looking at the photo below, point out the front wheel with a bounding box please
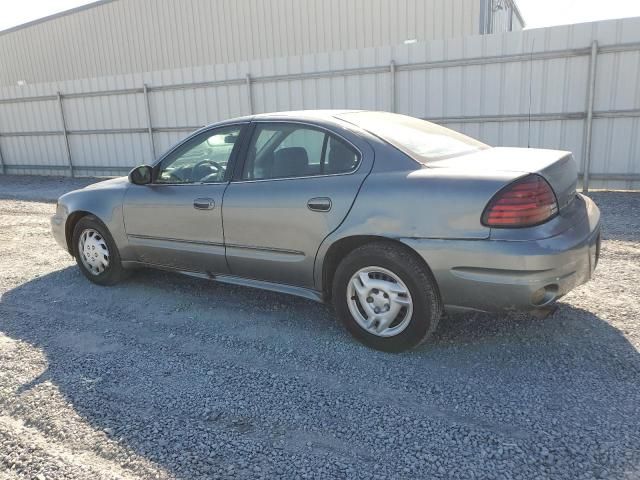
[332,242,443,352]
[72,215,127,286]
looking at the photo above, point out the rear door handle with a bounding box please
[193,198,215,210]
[307,197,332,212]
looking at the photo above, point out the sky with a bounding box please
[1,0,640,32]
[516,0,640,28]
[0,0,95,31]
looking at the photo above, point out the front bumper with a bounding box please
[402,194,601,312]
[51,208,69,252]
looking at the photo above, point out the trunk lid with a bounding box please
[429,147,578,211]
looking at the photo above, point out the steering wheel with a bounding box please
[163,170,184,183]
[192,160,222,182]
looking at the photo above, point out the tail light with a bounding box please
[482,174,558,228]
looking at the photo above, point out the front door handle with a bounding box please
[193,198,215,210]
[307,197,332,212]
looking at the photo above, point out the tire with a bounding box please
[72,215,127,286]
[332,241,443,352]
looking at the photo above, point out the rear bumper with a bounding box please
[401,194,601,312]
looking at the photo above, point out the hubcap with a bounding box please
[78,228,110,275]
[346,266,413,338]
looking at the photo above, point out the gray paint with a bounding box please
[402,194,600,312]
[222,117,375,288]
[123,183,229,273]
[51,111,601,314]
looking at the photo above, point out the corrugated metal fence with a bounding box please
[1,17,639,190]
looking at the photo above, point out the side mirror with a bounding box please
[128,165,152,185]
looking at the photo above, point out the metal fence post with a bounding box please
[582,40,598,193]
[246,73,254,114]
[57,91,74,177]
[0,133,6,175]
[143,83,156,162]
[390,60,396,113]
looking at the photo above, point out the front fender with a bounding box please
[55,180,132,260]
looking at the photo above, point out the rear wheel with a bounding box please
[72,215,126,285]
[332,242,442,352]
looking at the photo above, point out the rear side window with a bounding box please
[337,111,488,163]
[242,123,359,180]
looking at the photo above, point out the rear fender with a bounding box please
[313,169,516,290]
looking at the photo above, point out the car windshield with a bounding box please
[337,111,489,163]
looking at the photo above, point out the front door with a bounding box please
[123,124,245,274]
[222,122,372,288]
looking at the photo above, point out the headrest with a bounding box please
[273,147,309,178]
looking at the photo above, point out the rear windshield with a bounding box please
[337,111,489,163]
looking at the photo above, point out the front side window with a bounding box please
[156,126,242,184]
[242,123,359,180]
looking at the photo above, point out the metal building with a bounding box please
[0,0,524,87]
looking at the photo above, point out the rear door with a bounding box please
[222,121,372,288]
[123,124,245,273]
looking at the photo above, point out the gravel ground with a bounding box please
[0,175,639,480]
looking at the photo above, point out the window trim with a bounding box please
[319,134,329,175]
[150,122,249,186]
[232,120,363,184]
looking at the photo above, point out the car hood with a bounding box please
[57,176,129,206]
[82,176,130,190]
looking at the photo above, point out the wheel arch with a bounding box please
[65,210,94,254]
[320,235,438,301]
[66,210,113,255]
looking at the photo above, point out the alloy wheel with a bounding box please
[346,266,413,337]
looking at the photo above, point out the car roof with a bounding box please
[208,109,366,129]
[253,109,364,119]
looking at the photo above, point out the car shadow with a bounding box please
[1,266,639,478]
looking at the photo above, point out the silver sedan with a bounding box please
[51,111,601,351]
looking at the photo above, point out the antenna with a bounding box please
[527,38,535,148]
